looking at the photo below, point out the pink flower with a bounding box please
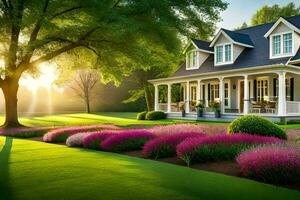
[43,124,120,142]
[236,146,300,183]
[66,132,93,147]
[151,124,227,136]
[143,132,206,158]
[82,130,120,149]
[101,129,155,152]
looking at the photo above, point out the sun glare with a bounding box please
[19,63,61,94]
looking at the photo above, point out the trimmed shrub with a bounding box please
[66,132,93,147]
[83,130,119,150]
[101,129,155,152]
[228,115,287,139]
[137,111,147,120]
[176,134,285,166]
[43,124,120,143]
[145,111,166,120]
[236,146,300,184]
[143,132,206,159]
[151,124,227,136]
[0,127,53,138]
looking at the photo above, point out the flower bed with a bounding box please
[176,134,285,166]
[66,132,93,147]
[236,146,300,183]
[82,130,119,150]
[43,124,120,143]
[0,127,54,138]
[151,124,227,136]
[143,132,206,159]
[101,129,155,152]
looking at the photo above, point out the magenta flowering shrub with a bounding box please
[66,132,93,147]
[143,132,206,159]
[151,124,227,136]
[43,124,120,143]
[101,129,155,152]
[176,134,285,165]
[236,146,300,183]
[0,127,54,138]
[82,130,119,150]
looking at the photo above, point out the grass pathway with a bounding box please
[0,137,299,200]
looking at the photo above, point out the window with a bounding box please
[186,51,198,69]
[215,44,232,65]
[257,79,268,101]
[283,33,292,54]
[190,86,197,101]
[224,82,229,107]
[271,32,294,58]
[275,77,294,101]
[210,83,219,102]
[272,35,281,56]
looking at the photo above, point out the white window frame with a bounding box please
[270,31,295,59]
[214,43,233,66]
[256,77,269,102]
[224,80,231,108]
[186,50,199,70]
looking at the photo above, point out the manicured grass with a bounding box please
[0,137,299,200]
[0,112,228,127]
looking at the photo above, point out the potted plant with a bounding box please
[195,102,205,117]
[210,101,221,118]
[180,104,185,117]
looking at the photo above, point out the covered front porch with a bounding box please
[152,66,300,122]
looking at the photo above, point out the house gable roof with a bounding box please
[170,15,300,78]
[191,39,214,53]
[264,17,300,38]
[209,29,254,48]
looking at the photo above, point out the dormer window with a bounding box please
[215,43,233,66]
[186,51,198,70]
[270,32,294,58]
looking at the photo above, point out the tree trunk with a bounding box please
[85,97,91,113]
[1,80,21,128]
[144,84,154,111]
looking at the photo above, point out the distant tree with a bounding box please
[67,70,99,113]
[0,0,227,127]
[251,3,300,26]
[234,22,248,30]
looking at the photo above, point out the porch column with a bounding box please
[197,80,201,103]
[219,77,225,114]
[154,84,159,111]
[278,71,286,116]
[167,83,171,113]
[186,81,190,113]
[244,75,250,114]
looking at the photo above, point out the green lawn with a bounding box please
[0,112,228,127]
[0,137,299,200]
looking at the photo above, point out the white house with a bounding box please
[148,16,300,123]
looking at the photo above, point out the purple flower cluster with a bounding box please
[43,124,120,142]
[151,124,227,136]
[177,134,284,158]
[101,129,155,152]
[82,130,120,149]
[143,132,206,158]
[236,146,300,183]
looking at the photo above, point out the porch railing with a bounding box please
[286,101,300,114]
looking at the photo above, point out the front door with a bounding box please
[240,81,244,113]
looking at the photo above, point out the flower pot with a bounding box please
[215,110,221,118]
[197,108,203,117]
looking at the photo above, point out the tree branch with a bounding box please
[50,6,83,20]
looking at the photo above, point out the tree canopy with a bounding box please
[251,2,300,26]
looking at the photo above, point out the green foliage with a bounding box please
[251,2,300,25]
[228,115,287,139]
[111,138,150,152]
[146,111,166,120]
[137,111,148,120]
[5,130,48,138]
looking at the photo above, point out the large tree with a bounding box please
[251,2,300,26]
[0,0,227,127]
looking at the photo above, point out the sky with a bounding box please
[217,0,300,30]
